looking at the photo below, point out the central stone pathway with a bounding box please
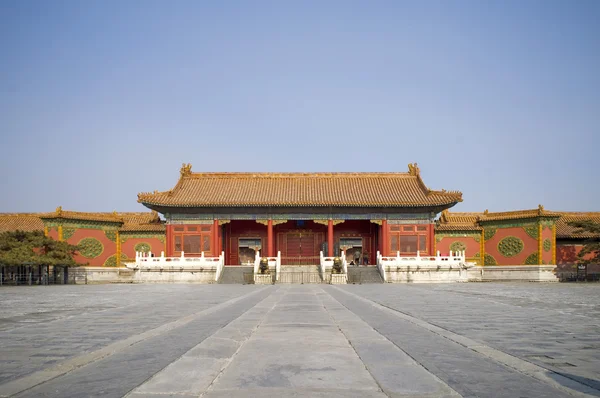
[129,285,458,397]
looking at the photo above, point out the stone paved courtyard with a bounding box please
[0,283,598,397]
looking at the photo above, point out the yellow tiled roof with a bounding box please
[0,214,45,233]
[119,212,165,232]
[137,163,463,208]
[556,212,600,239]
[478,205,560,222]
[436,211,482,231]
[40,207,123,223]
[38,208,165,232]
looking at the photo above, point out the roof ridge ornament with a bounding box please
[407,162,420,176]
[180,163,192,177]
[440,209,449,222]
[56,206,63,216]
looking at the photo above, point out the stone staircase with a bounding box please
[278,265,323,284]
[218,266,254,284]
[347,266,384,284]
[280,265,320,273]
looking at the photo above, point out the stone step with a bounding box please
[347,266,384,284]
[219,266,254,284]
[279,265,320,273]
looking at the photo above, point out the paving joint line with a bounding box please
[0,287,268,398]
[331,286,599,398]
[198,287,285,397]
[123,286,282,398]
[316,287,390,398]
[321,287,464,398]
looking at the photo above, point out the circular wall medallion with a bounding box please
[450,241,466,253]
[543,239,551,252]
[104,253,129,267]
[484,254,497,265]
[134,242,152,253]
[78,237,104,259]
[497,236,524,257]
[525,253,539,265]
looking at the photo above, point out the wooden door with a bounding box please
[283,232,319,264]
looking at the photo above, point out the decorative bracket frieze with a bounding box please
[254,219,288,226]
[313,219,344,226]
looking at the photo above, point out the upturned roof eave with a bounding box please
[138,200,461,209]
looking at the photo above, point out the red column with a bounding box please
[267,219,274,257]
[328,219,334,257]
[166,225,173,257]
[378,224,382,255]
[213,219,219,255]
[382,220,388,256]
[219,225,223,254]
[429,224,435,255]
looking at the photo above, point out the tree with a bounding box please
[567,220,600,264]
[0,230,79,267]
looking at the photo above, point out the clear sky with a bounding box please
[1,0,598,214]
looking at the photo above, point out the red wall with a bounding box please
[122,237,166,259]
[484,227,537,265]
[166,224,216,257]
[334,220,375,263]
[225,220,269,265]
[557,243,597,265]
[223,220,379,265]
[437,236,480,257]
[385,223,434,256]
[47,227,58,240]
[542,226,553,264]
[66,228,116,266]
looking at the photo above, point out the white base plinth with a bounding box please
[468,265,558,282]
[330,274,347,284]
[254,274,273,284]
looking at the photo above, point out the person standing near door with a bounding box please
[354,250,361,266]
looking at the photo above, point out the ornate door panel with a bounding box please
[286,233,303,257]
[282,231,322,264]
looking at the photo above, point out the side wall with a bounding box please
[436,235,480,258]
[541,224,553,264]
[66,228,117,267]
[121,235,166,259]
[483,225,538,266]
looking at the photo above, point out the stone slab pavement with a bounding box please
[0,283,598,397]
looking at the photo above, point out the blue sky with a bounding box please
[1,0,598,213]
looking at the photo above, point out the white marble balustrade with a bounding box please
[377,250,474,270]
[130,251,225,278]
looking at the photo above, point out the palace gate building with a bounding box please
[136,163,462,267]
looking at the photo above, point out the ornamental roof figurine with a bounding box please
[407,162,420,176]
[180,163,192,177]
